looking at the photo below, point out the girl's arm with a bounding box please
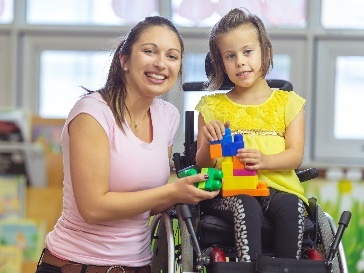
[238,108,305,171]
[195,113,224,168]
[69,114,218,225]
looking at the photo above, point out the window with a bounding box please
[2,0,364,169]
[21,35,117,117]
[322,0,364,28]
[39,50,111,118]
[0,0,14,24]
[334,57,364,139]
[315,41,364,165]
[27,0,159,25]
[172,0,307,28]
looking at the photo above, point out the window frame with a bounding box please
[21,32,129,113]
[0,34,12,106]
[314,39,364,166]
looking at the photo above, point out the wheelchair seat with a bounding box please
[199,206,315,252]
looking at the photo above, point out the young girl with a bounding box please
[195,8,306,262]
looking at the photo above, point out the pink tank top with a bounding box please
[45,92,180,266]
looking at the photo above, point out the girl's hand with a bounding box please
[236,148,269,170]
[202,120,229,142]
[172,173,220,204]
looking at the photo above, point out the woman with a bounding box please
[36,16,219,273]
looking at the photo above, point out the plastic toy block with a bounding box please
[199,168,223,191]
[177,166,198,178]
[222,142,243,156]
[222,161,233,176]
[221,133,244,157]
[233,169,258,176]
[232,156,245,170]
[234,133,244,142]
[222,175,259,190]
[176,165,222,191]
[222,182,269,197]
[221,127,233,143]
[223,156,233,162]
[210,143,222,159]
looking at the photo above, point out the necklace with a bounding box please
[125,105,148,132]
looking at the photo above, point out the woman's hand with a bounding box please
[236,148,269,170]
[172,173,220,204]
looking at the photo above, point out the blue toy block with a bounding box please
[222,133,244,156]
[221,128,233,144]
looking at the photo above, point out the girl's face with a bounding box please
[121,25,182,98]
[217,24,263,89]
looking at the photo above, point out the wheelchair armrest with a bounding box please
[296,168,319,182]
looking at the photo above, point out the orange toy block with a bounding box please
[232,156,245,170]
[222,181,269,197]
[210,143,222,159]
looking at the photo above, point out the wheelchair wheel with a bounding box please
[150,214,169,273]
[316,205,342,273]
[150,210,192,273]
[176,213,195,273]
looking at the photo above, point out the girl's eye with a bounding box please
[226,54,235,59]
[244,50,252,55]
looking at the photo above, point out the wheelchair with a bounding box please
[150,54,351,273]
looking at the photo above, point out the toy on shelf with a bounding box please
[177,165,222,191]
[210,127,269,197]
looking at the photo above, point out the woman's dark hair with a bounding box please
[83,16,184,132]
[207,8,273,90]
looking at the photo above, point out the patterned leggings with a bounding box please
[200,189,305,262]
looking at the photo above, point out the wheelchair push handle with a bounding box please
[296,167,320,182]
[327,211,351,265]
[338,210,351,226]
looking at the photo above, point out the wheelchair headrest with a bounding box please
[204,52,293,91]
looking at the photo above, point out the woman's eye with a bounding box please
[168,55,178,60]
[144,49,154,54]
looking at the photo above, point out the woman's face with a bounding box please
[122,25,182,98]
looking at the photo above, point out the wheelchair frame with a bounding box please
[150,78,351,273]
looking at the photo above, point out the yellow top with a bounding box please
[195,90,307,203]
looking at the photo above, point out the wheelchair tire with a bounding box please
[316,205,342,273]
[177,213,195,272]
[151,217,169,273]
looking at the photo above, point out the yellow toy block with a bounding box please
[222,156,233,162]
[210,143,222,159]
[232,156,245,170]
[222,161,233,176]
[222,175,259,190]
